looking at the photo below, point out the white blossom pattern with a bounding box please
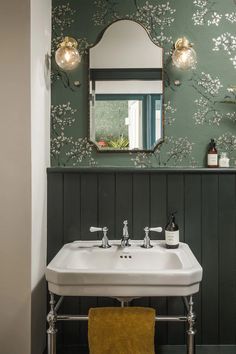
[130,152,152,168]
[130,1,176,47]
[194,98,222,126]
[51,102,96,166]
[130,137,195,168]
[192,0,208,26]
[51,134,74,157]
[198,72,223,96]
[51,0,236,167]
[153,137,195,167]
[213,33,236,68]
[192,72,236,126]
[225,12,236,23]
[52,3,76,53]
[230,55,236,68]
[77,38,93,56]
[92,0,119,26]
[207,12,222,26]
[192,0,222,26]
[164,137,195,166]
[226,112,236,122]
[65,138,96,166]
[51,103,77,131]
[164,101,177,126]
[52,2,76,33]
[192,72,225,126]
[217,133,236,165]
[213,33,236,55]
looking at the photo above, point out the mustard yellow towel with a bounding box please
[88,307,156,354]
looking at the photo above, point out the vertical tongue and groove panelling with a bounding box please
[47,169,236,347]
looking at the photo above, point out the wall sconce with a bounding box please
[172,37,197,70]
[55,37,81,71]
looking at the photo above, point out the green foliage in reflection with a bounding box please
[108,135,129,148]
[95,100,128,141]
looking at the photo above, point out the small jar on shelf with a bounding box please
[219,152,230,168]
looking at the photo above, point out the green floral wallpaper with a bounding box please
[51,0,236,167]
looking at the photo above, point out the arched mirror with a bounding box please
[89,19,164,152]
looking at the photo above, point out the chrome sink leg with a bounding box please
[47,292,57,354]
[186,295,196,354]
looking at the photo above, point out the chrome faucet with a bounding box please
[121,220,131,248]
[90,226,111,248]
[141,226,162,249]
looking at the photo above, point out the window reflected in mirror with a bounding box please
[90,92,162,150]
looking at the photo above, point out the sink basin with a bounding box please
[46,240,202,297]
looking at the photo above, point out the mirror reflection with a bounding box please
[89,19,163,152]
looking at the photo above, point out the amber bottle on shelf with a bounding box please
[207,139,218,168]
[165,212,179,249]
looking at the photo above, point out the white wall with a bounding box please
[0,1,51,353]
[31,0,51,353]
[0,1,32,353]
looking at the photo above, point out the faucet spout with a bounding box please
[121,220,131,248]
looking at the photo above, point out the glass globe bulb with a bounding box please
[172,38,197,70]
[55,37,81,71]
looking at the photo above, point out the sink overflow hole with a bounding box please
[120,255,132,259]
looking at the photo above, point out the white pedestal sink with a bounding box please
[46,240,202,354]
[46,240,202,297]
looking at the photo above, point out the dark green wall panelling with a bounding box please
[47,168,236,347]
[51,0,236,167]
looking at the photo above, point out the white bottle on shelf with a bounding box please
[219,152,230,168]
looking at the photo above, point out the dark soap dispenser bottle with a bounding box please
[165,212,179,249]
[207,139,218,168]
